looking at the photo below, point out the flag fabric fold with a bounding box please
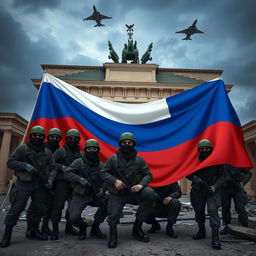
[26,73,252,186]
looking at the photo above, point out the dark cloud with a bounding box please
[13,0,59,13]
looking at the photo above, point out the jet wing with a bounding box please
[176,29,189,34]
[83,14,95,21]
[99,14,112,20]
[194,28,204,34]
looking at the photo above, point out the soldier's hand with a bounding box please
[45,180,53,189]
[131,184,143,192]
[239,182,244,188]
[114,179,126,190]
[80,178,91,187]
[210,185,216,193]
[96,188,104,198]
[163,196,172,205]
[25,164,36,173]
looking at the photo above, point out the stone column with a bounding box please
[0,130,12,193]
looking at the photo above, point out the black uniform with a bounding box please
[146,182,181,237]
[221,165,252,228]
[100,149,156,247]
[187,165,225,231]
[50,144,81,224]
[64,153,108,239]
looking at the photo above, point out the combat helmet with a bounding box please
[48,128,62,137]
[197,139,213,150]
[30,125,46,136]
[66,129,80,138]
[119,132,136,144]
[84,139,100,149]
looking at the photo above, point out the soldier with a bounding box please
[0,125,57,248]
[146,182,181,238]
[64,139,108,240]
[187,139,226,250]
[25,128,62,237]
[220,165,252,234]
[100,132,156,248]
[50,129,81,240]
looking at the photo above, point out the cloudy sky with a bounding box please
[0,0,255,125]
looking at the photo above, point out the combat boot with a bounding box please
[108,224,117,248]
[0,225,13,248]
[166,223,178,238]
[27,222,48,240]
[193,222,206,240]
[65,220,79,236]
[90,221,106,239]
[132,219,150,242]
[212,228,221,249]
[147,219,161,233]
[41,217,52,235]
[79,222,87,240]
[220,225,229,235]
[50,222,59,240]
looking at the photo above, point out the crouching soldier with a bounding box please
[0,126,57,248]
[100,132,156,248]
[64,139,108,240]
[220,165,252,234]
[146,181,181,238]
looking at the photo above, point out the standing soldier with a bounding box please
[25,128,62,238]
[64,139,108,240]
[146,182,181,238]
[187,139,226,250]
[0,125,57,248]
[220,165,252,234]
[50,129,81,240]
[100,132,156,248]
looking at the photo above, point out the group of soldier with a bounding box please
[0,125,252,250]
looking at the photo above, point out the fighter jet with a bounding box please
[83,5,112,27]
[176,19,204,40]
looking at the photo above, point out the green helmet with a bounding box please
[30,125,46,136]
[197,139,213,150]
[48,128,62,137]
[84,139,100,149]
[119,132,136,144]
[66,129,80,138]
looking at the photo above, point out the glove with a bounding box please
[25,164,36,173]
[96,188,104,198]
[45,180,53,189]
[239,182,244,188]
[193,176,203,184]
[80,178,90,187]
[61,165,67,172]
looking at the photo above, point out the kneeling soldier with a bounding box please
[64,139,108,240]
[100,132,156,248]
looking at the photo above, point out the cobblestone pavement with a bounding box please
[0,195,255,256]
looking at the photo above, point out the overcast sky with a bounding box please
[0,0,255,125]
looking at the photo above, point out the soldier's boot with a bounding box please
[108,225,118,248]
[29,222,48,240]
[78,222,87,240]
[90,221,106,239]
[0,225,13,248]
[132,219,150,242]
[166,223,178,238]
[50,222,59,240]
[65,220,79,236]
[41,217,52,235]
[193,223,206,240]
[220,225,229,235]
[212,228,221,250]
[147,219,161,234]
[25,221,32,238]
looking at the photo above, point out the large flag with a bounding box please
[26,73,252,186]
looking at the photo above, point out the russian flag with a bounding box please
[26,73,252,187]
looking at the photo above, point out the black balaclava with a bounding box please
[30,136,44,147]
[85,151,99,160]
[199,150,212,161]
[120,144,134,153]
[67,137,80,149]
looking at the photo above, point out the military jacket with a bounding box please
[100,153,152,190]
[187,165,226,191]
[53,144,81,180]
[153,182,182,201]
[7,143,57,183]
[64,154,104,195]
